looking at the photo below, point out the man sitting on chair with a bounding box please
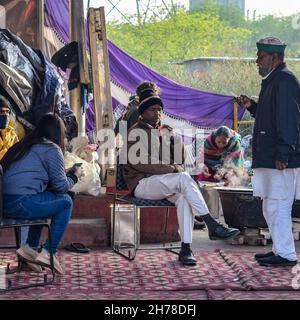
[123,88,240,266]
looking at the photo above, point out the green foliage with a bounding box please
[107,1,300,64]
[107,8,251,71]
[246,15,300,57]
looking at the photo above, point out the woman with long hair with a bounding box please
[1,113,81,274]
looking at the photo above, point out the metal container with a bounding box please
[198,182,223,219]
[111,204,139,250]
[215,187,300,228]
[215,187,266,228]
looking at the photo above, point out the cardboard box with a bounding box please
[106,167,116,188]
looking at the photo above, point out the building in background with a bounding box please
[190,0,245,14]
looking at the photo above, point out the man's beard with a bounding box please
[258,65,273,77]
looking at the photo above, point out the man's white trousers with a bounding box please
[252,168,300,261]
[134,172,210,244]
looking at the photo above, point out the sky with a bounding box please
[86,0,300,20]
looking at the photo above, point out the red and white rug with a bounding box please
[0,249,299,300]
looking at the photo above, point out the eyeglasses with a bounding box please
[0,108,10,115]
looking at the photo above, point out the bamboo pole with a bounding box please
[233,99,238,132]
[237,120,255,125]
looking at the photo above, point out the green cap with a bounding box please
[256,37,287,53]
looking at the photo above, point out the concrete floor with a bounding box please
[140,212,300,255]
[192,227,270,252]
[191,217,300,253]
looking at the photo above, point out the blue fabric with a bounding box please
[3,192,73,254]
[21,226,29,245]
[3,142,75,195]
[118,195,174,207]
[0,29,66,127]
[116,164,128,191]
[31,51,60,124]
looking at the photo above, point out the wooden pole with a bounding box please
[37,0,44,52]
[233,99,238,132]
[88,7,114,182]
[88,7,113,132]
[69,0,89,136]
[237,120,255,125]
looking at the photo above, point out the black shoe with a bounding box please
[195,216,204,223]
[209,224,240,240]
[258,255,297,267]
[194,218,206,230]
[254,251,275,261]
[178,243,197,266]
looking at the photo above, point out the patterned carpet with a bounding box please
[0,249,300,300]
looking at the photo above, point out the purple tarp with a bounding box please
[44,0,245,129]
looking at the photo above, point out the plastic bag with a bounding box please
[64,151,101,196]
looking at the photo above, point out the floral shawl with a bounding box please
[203,129,244,169]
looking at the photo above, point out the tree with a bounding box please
[247,14,300,57]
[107,7,251,71]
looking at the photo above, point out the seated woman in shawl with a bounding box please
[196,126,245,185]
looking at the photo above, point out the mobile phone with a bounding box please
[73,163,83,168]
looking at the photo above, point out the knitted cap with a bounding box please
[138,89,164,115]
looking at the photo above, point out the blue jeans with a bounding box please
[21,227,29,245]
[3,192,73,255]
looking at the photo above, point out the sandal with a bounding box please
[63,242,90,253]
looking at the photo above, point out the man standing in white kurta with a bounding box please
[238,37,300,267]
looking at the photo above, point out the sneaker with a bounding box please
[16,244,39,263]
[209,224,240,240]
[258,255,297,267]
[35,249,64,275]
[178,243,197,266]
[254,251,275,261]
[25,261,43,273]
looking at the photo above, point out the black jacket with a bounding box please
[248,63,300,169]
[114,103,139,135]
